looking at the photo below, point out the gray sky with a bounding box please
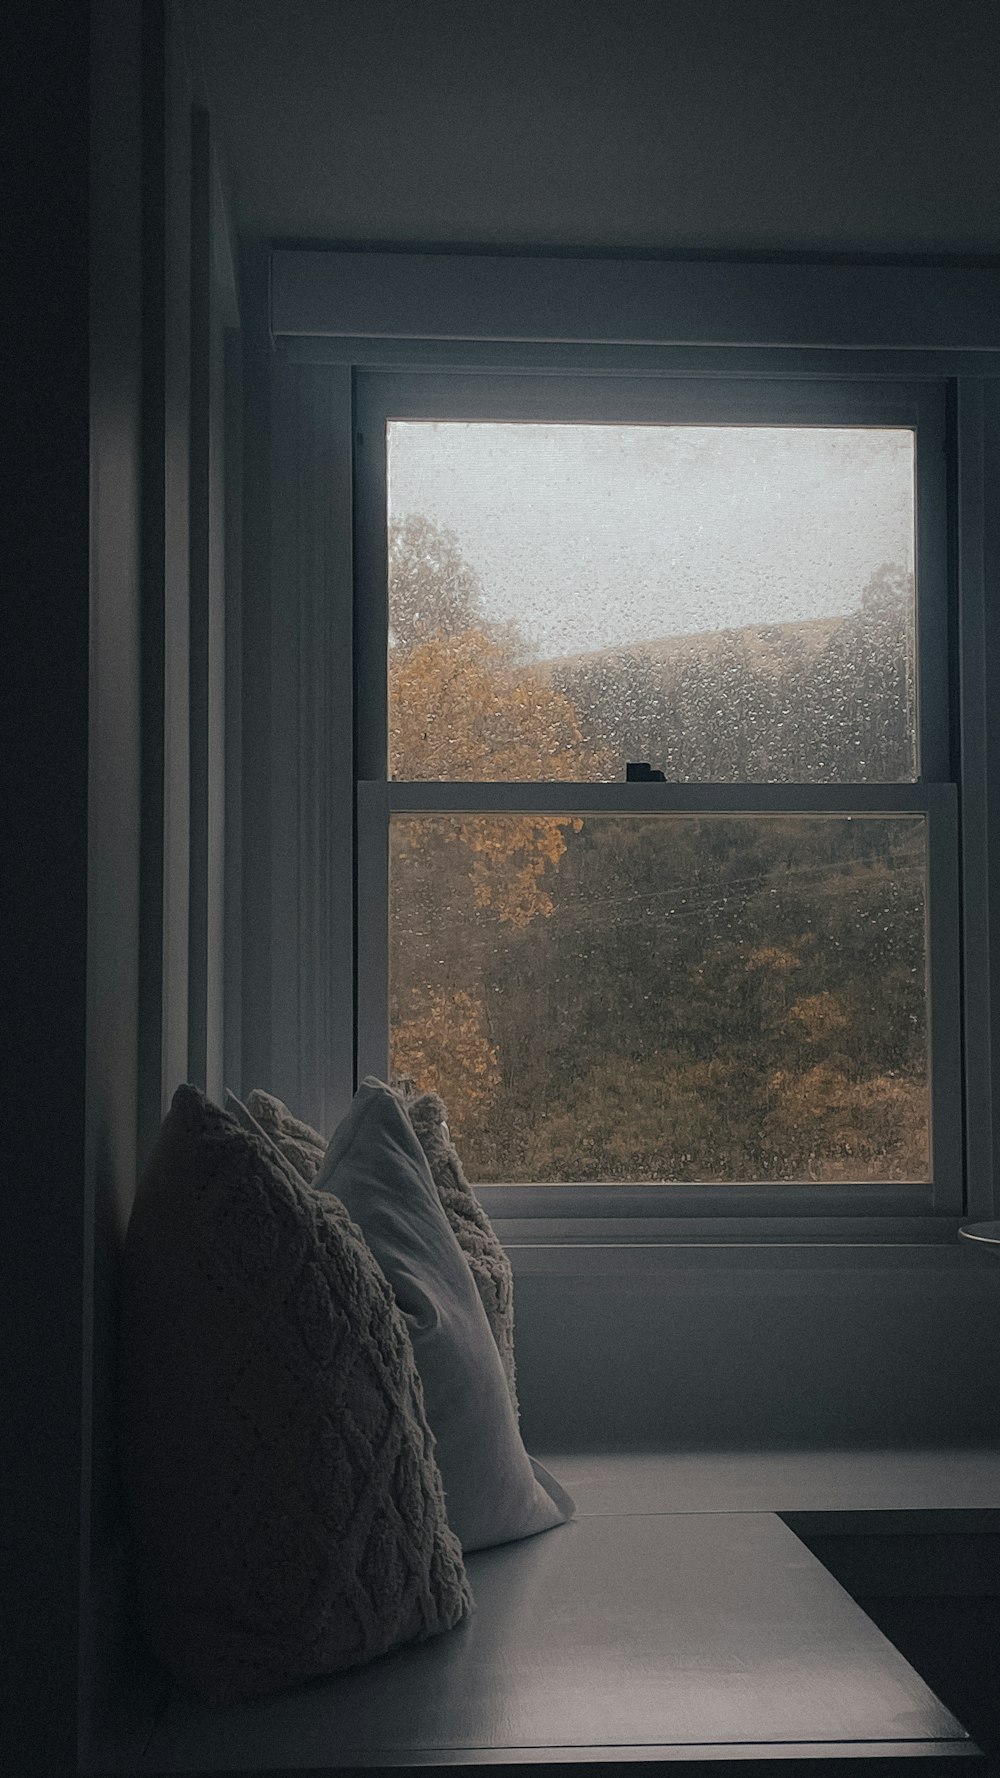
[387,422,914,661]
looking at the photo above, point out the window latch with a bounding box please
[626,761,665,781]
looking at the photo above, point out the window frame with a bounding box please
[354,373,951,784]
[264,258,1000,1242]
[359,783,960,1221]
[352,370,961,1222]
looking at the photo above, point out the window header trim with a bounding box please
[272,249,1000,353]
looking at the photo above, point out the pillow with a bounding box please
[402,1088,519,1420]
[315,1078,574,1553]
[245,1087,326,1184]
[119,1084,471,1704]
[244,1081,519,1417]
[225,1087,307,1182]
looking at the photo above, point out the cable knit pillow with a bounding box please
[242,1084,519,1415]
[119,1085,471,1704]
[245,1087,326,1184]
[315,1079,574,1553]
[403,1089,519,1420]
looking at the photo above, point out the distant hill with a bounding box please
[535,613,846,678]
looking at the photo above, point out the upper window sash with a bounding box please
[354,373,951,787]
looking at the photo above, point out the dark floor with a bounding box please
[856,1597,1000,1768]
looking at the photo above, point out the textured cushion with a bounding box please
[245,1087,326,1184]
[315,1079,574,1553]
[119,1085,471,1704]
[245,1083,519,1416]
[403,1089,519,1419]
[225,1088,307,1182]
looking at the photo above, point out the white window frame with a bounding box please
[354,370,960,1223]
[263,251,1000,1243]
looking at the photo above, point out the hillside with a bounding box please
[535,612,846,677]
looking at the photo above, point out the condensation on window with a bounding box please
[389,812,930,1186]
[387,422,917,784]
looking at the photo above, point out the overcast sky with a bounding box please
[387,422,914,661]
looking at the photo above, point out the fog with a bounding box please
[387,421,914,660]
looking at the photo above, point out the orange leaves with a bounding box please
[464,814,583,927]
[390,988,501,1137]
[744,945,802,974]
[390,628,594,926]
[763,1064,929,1181]
[787,991,851,1042]
[394,813,583,929]
[388,618,596,1119]
[389,629,592,783]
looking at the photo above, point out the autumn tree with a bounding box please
[388,518,927,1185]
[388,514,596,1132]
[389,513,519,656]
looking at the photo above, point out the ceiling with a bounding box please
[190,0,1000,257]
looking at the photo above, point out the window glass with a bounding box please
[387,422,917,784]
[389,812,930,1185]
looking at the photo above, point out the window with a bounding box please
[353,373,961,1218]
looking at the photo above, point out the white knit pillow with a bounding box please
[403,1089,519,1419]
[120,1085,471,1703]
[245,1087,326,1183]
[243,1083,519,1415]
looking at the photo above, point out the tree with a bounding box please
[389,512,518,656]
[387,515,595,1135]
[388,517,927,1183]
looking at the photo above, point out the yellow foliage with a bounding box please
[391,988,501,1135]
[745,946,802,973]
[787,992,851,1042]
[390,630,594,782]
[391,629,598,926]
[764,1063,928,1180]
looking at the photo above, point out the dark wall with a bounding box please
[3,4,97,1771]
[192,0,1000,255]
[2,4,240,1770]
[83,0,146,1765]
[99,2,242,1765]
[511,1247,1000,1455]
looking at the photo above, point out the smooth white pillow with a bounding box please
[403,1087,520,1419]
[315,1078,574,1553]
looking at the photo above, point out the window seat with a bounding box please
[548,1448,1000,1524]
[113,1450,1000,1776]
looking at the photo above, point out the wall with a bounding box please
[91,4,243,1766]
[0,3,240,1769]
[82,0,147,1764]
[140,0,240,1159]
[510,1245,1000,1453]
[3,5,93,1771]
[192,0,1000,256]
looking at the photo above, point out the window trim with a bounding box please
[270,249,1000,354]
[352,371,959,1221]
[263,261,1000,1240]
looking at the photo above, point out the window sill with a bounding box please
[477,1181,956,1225]
[489,1213,979,1251]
